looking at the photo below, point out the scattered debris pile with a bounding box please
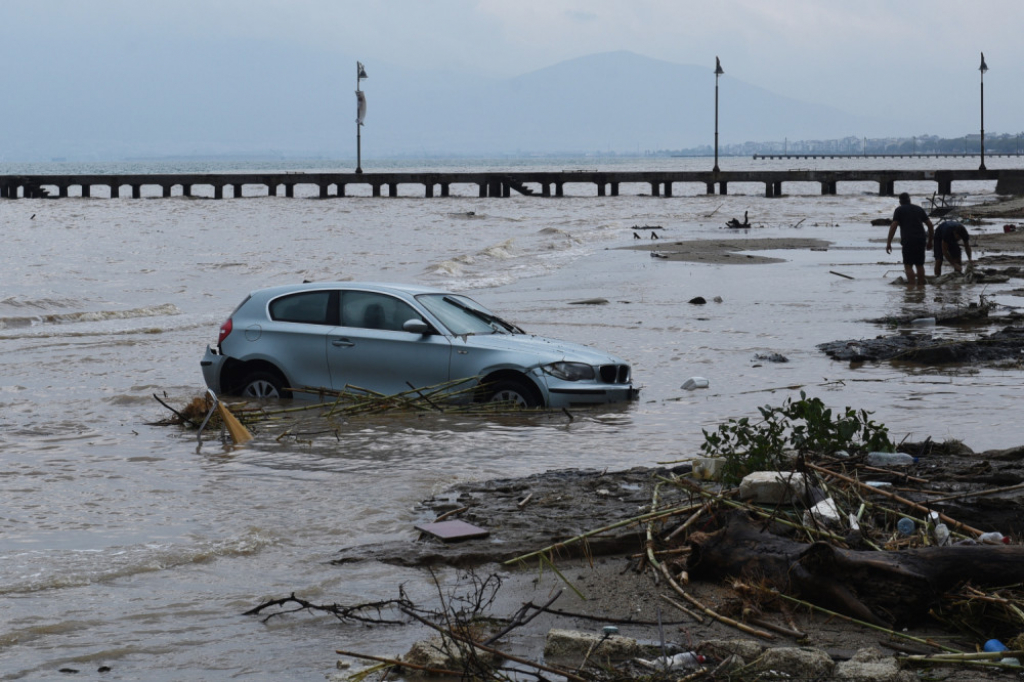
[154,378,540,445]
[248,394,1024,680]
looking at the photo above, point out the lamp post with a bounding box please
[713,56,724,173]
[355,61,368,174]
[979,52,988,171]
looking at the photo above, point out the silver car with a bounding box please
[200,282,637,408]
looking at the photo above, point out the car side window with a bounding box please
[341,292,421,332]
[269,291,332,324]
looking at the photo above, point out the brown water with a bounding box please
[1,156,1021,679]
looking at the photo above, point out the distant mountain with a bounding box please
[368,51,902,156]
[0,47,904,161]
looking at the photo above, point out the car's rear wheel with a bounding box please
[238,370,287,399]
[483,378,542,409]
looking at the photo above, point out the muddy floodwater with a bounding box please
[1,156,1022,679]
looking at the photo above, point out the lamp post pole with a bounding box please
[979,52,988,171]
[356,61,367,174]
[713,57,724,173]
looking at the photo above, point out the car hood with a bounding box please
[453,332,626,366]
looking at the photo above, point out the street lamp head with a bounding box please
[979,52,988,74]
[715,56,724,76]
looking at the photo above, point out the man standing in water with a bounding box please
[886,192,934,285]
[933,220,973,276]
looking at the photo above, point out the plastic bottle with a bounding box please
[979,532,1010,545]
[984,639,1008,653]
[659,652,706,669]
[897,517,916,536]
[866,452,918,467]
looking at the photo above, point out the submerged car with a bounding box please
[200,282,637,408]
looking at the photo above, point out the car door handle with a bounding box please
[331,338,355,347]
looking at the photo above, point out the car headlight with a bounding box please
[542,362,595,381]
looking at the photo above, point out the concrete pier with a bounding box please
[1,168,1019,200]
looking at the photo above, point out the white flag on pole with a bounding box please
[356,90,366,125]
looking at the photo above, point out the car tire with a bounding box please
[238,370,288,399]
[483,378,542,409]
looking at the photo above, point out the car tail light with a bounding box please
[218,318,233,345]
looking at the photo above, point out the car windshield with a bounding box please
[416,294,523,336]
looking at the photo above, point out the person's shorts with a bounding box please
[901,239,927,267]
[934,240,961,263]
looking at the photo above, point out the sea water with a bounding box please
[1,155,1021,679]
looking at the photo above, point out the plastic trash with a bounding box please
[636,652,706,670]
[865,452,918,467]
[681,377,709,390]
[1000,657,1021,666]
[864,481,893,489]
[739,471,807,504]
[692,457,726,481]
[897,517,916,536]
[933,523,950,546]
[979,532,1010,545]
[984,639,1008,653]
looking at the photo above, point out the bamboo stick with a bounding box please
[808,463,984,537]
[660,593,705,624]
[772,591,962,653]
[504,502,703,566]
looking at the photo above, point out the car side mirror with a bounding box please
[403,318,431,335]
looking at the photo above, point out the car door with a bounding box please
[263,289,337,391]
[327,291,453,395]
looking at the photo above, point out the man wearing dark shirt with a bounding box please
[933,220,973,276]
[886,192,934,285]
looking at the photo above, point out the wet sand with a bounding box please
[621,237,831,264]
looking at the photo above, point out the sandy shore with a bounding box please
[621,237,831,264]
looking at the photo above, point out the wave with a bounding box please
[0,295,85,311]
[0,303,181,330]
[0,530,274,596]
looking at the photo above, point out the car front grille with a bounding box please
[598,364,631,384]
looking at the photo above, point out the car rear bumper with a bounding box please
[200,345,225,393]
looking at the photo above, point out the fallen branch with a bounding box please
[399,606,588,682]
[335,649,463,677]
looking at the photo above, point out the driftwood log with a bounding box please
[687,512,1024,627]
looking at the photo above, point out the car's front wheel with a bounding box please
[238,370,287,399]
[483,378,542,409]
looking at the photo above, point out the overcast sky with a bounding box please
[3,0,1021,152]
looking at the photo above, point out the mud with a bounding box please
[818,324,1024,365]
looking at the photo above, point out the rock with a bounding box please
[750,646,835,678]
[698,638,766,661]
[754,353,789,363]
[543,628,640,660]
[405,635,499,670]
[568,298,609,305]
[834,647,912,681]
[688,296,707,305]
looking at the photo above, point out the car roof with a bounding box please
[247,281,451,300]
